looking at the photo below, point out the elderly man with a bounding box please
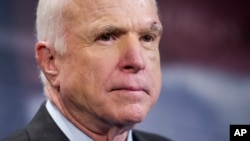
[4,0,169,140]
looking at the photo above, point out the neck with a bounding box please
[64,112,132,141]
[45,85,134,141]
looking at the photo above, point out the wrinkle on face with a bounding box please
[63,0,158,26]
[52,0,162,139]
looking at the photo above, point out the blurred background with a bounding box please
[0,0,250,141]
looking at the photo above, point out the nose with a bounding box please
[119,34,146,73]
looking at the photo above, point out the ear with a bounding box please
[35,41,59,87]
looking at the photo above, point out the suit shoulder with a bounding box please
[132,129,171,141]
[2,129,29,141]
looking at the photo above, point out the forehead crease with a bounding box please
[63,0,116,21]
[63,0,100,19]
[63,0,160,29]
[62,1,82,22]
[65,0,156,14]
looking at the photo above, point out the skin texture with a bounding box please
[35,0,162,140]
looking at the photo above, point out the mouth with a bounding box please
[111,86,149,95]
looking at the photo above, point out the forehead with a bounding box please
[70,0,157,10]
[64,0,159,24]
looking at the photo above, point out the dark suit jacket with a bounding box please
[3,102,170,141]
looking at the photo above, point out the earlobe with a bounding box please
[35,41,59,85]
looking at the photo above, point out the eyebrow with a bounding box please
[92,25,126,38]
[91,22,163,38]
[150,22,163,35]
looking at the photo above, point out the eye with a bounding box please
[96,33,116,42]
[140,34,155,42]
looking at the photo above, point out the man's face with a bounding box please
[57,0,162,125]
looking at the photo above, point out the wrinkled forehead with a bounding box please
[63,0,158,23]
[68,0,157,10]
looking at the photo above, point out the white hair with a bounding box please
[36,0,68,54]
[36,0,68,84]
[36,0,159,85]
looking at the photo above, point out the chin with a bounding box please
[120,105,149,124]
[126,115,145,124]
[102,102,152,126]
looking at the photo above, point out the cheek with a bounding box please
[148,50,159,62]
[59,61,107,113]
[66,57,116,98]
[147,52,162,100]
[58,55,93,94]
[151,68,162,100]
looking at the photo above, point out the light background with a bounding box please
[1,0,250,141]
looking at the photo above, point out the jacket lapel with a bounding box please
[26,102,69,141]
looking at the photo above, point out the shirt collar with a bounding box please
[46,100,133,141]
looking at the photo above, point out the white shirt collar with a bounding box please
[46,100,133,141]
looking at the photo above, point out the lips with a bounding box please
[106,75,151,96]
[110,85,149,95]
